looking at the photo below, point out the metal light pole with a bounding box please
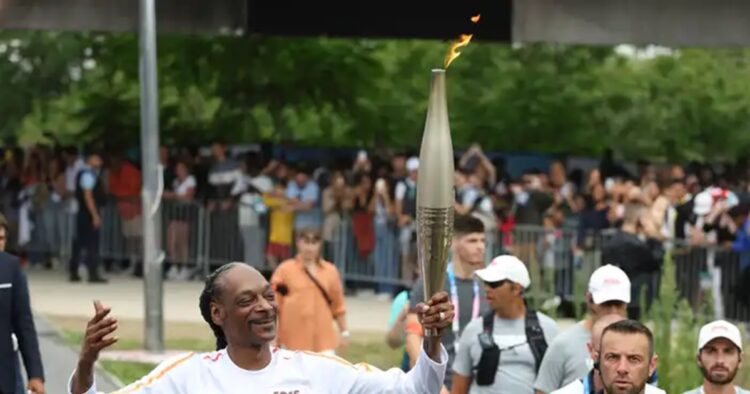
[139,0,164,352]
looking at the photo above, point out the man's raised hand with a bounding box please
[80,300,118,365]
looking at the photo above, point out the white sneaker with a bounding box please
[167,266,179,280]
[177,267,192,281]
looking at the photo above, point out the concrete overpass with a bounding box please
[2,0,750,46]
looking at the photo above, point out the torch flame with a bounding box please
[444,34,473,69]
[444,14,481,69]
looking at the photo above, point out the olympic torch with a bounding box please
[417,69,455,338]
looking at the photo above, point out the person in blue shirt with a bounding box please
[386,290,411,372]
[287,165,322,233]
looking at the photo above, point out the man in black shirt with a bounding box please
[602,204,663,319]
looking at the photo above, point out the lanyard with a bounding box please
[583,369,598,394]
[446,263,481,339]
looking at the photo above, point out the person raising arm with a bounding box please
[69,263,455,394]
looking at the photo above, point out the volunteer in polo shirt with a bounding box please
[535,264,631,394]
[683,320,749,394]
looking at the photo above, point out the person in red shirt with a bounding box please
[107,153,143,275]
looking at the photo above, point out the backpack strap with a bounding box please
[482,310,494,334]
[474,311,500,386]
[525,307,548,373]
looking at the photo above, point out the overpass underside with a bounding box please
[1,0,749,46]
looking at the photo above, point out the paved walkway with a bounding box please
[27,269,393,332]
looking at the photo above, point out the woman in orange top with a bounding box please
[271,228,349,355]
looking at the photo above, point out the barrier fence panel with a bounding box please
[673,246,750,322]
[161,200,205,274]
[331,218,408,293]
[99,198,145,272]
[718,251,750,322]
[99,200,128,262]
[203,203,245,270]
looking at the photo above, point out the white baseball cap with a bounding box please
[588,264,631,304]
[474,255,530,289]
[406,157,419,172]
[698,320,743,352]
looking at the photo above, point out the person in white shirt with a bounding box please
[552,315,665,394]
[535,264,631,394]
[68,262,455,393]
[682,320,750,394]
[587,320,663,394]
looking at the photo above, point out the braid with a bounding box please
[199,263,242,350]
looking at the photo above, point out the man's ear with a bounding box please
[211,302,225,327]
[649,353,659,377]
[587,341,594,356]
[585,292,595,311]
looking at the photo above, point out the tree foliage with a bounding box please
[1,31,750,161]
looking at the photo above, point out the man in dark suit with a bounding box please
[0,215,45,393]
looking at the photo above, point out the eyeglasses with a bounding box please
[484,280,509,289]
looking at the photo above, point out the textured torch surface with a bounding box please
[416,69,455,337]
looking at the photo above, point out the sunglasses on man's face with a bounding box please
[301,236,321,243]
[484,280,509,289]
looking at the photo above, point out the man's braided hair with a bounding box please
[199,262,242,350]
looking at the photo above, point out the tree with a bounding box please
[3,31,750,163]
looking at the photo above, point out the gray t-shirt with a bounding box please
[453,312,559,394]
[534,321,591,392]
[410,276,490,388]
[683,387,750,394]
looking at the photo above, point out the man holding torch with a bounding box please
[68,264,454,393]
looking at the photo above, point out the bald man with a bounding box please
[551,315,665,394]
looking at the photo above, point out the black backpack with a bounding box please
[474,307,548,386]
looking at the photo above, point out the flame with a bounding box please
[444,14,481,69]
[444,34,473,68]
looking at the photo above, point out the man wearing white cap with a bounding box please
[452,255,559,394]
[395,157,420,282]
[535,265,631,394]
[683,320,749,394]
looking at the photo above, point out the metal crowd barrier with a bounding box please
[328,217,407,293]
[13,197,750,322]
[162,199,205,275]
